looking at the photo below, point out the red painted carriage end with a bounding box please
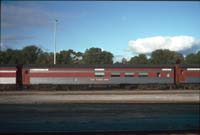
[22,69,30,85]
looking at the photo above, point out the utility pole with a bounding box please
[0,42,3,52]
[54,19,58,64]
[0,42,2,52]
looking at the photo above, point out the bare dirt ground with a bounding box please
[0,90,199,104]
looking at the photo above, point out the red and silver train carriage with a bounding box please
[176,64,200,84]
[0,65,17,84]
[22,64,174,85]
[0,64,199,90]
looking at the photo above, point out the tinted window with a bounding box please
[111,72,120,77]
[138,72,148,77]
[95,71,104,77]
[166,72,170,78]
[125,72,134,77]
[157,72,161,77]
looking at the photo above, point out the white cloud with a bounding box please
[128,36,200,54]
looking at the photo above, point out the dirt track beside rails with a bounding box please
[0,90,199,104]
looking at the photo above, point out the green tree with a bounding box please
[83,48,113,64]
[121,58,128,64]
[129,54,148,64]
[0,49,22,64]
[21,45,42,64]
[185,51,200,64]
[72,51,83,64]
[101,51,113,64]
[57,49,84,64]
[0,50,9,64]
[150,49,184,64]
[57,50,72,64]
[36,52,54,64]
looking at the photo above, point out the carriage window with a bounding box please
[94,68,104,77]
[111,72,120,77]
[95,72,104,77]
[157,72,161,77]
[138,72,148,77]
[125,72,134,77]
[166,72,170,78]
[181,70,184,75]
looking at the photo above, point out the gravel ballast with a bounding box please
[0,90,199,104]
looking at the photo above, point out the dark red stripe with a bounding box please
[0,73,16,77]
[30,72,94,77]
[184,71,200,77]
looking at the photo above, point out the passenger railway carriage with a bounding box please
[0,64,199,90]
[0,64,19,90]
[178,64,200,84]
[0,65,17,84]
[22,64,174,85]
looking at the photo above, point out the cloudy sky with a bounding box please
[1,1,200,61]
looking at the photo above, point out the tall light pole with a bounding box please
[0,42,2,52]
[0,42,5,52]
[54,19,58,64]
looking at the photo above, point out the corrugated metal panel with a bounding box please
[0,78,16,84]
[30,72,94,77]
[185,77,200,83]
[30,77,173,84]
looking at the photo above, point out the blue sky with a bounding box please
[1,1,200,61]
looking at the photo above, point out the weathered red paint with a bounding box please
[48,68,94,71]
[0,73,16,77]
[30,72,94,77]
[148,72,156,77]
[0,68,16,70]
[0,68,16,78]
[106,68,164,71]
[183,71,200,77]
[20,65,199,85]
[22,69,30,85]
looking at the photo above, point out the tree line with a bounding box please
[0,45,199,64]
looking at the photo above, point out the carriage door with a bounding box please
[175,65,185,84]
[179,69,185,83]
